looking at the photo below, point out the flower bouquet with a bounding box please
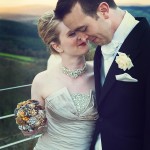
[14,99,47,132]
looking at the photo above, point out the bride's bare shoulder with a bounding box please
[32,64,59,85]
[32,70,48,85]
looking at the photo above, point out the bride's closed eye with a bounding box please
[68,31,76,37]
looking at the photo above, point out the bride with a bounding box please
[23,11,99,150]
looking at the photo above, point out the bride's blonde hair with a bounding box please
[38,10,60,54]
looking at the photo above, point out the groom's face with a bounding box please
[63,2,113,45]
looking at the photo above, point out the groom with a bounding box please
[54,0,150,150]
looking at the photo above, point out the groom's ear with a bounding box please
[97,2,109,19]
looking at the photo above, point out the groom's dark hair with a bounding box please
[55,0,117,20]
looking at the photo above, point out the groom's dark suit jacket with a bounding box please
[91,18,150,150]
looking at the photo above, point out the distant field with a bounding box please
[0,52,35,62]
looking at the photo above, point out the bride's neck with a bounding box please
[61,57,86,70]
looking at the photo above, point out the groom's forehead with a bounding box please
[63,14,85,32]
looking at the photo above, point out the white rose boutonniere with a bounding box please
[115,52,134,71]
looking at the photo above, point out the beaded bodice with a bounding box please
[70,93,90,114]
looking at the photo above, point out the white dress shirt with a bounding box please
[95,11,139,150]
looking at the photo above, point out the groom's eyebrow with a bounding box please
[74,26,86,32]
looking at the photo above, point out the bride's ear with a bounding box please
[50,42,64,53]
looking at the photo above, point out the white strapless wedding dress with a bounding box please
[34,87,99,150]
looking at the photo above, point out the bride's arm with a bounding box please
[31,73,45,106]
[22,73,46,136]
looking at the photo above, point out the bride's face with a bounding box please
[57,22,89,57]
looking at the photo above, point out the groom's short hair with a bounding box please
[55,0,117,20]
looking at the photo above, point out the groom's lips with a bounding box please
[88,36,97,43]
[92,37,97,43]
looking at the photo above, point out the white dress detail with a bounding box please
[34,87,99,150]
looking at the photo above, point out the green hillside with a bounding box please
[0,19,48,58]
[0,52,35,62]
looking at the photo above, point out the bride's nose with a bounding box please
[77,33,88,42]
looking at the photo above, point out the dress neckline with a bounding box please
[45,87,93,101]
[45,87,95,116]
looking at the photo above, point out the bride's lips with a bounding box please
[78,42,87,46]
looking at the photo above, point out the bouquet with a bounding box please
[14,99,47,132]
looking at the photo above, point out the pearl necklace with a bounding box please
[61,63,87,78]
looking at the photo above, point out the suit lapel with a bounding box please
[99,17,148,104]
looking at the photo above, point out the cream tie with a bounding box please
[101,40,120,60]
[101,40,121,85]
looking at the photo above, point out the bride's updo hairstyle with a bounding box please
[38,11,60,54]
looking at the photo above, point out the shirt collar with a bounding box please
[101,11,139,59]
[113,11,139,43]
[102,11,139,50]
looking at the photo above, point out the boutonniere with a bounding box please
[115,52,134,71]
